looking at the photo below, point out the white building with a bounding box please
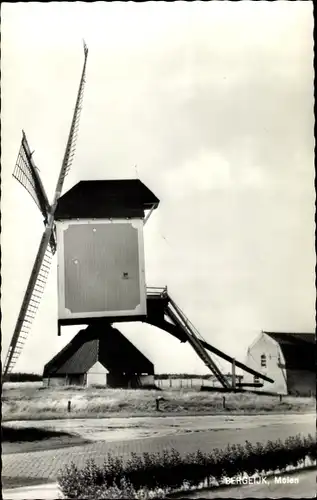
[244,331,315,396]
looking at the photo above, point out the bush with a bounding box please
[58,433,316,499]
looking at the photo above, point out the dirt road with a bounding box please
[4,411,314,442]
[2,413,315,484]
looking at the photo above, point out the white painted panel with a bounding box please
[57,219,147,320]
[87,363,108,386]
[244,333,287,394]
[87,361,109,375]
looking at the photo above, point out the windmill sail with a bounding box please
[3,234,54,375]
[52,41,88,205]
[3,43,89,376]
[13,131,50,220]
[13,132,57,254]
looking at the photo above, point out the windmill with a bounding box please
[3,42,89,376]
[3,43,274,391]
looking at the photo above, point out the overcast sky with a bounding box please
[1,1,314,375]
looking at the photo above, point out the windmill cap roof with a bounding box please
[55,179,159,219]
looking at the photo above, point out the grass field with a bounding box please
[2,382,315,421]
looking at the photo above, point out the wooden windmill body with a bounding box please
[55,179,159,329]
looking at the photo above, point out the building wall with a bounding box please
[86,361,109,387]
[43,363,154,390]
[43,375,86,387]
[244,333,287,394]
[139,375,155,386]
[105,372,128,388]
[43,377,66,387]
[103,372,155,388]
[68,374,86,386]
[286,370,316,397]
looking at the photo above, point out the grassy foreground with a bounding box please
[2,383,315,421]
[58,434,317,499]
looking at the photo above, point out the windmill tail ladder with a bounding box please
[146,287,274,388]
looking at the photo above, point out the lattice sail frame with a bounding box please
[13,132,50,220]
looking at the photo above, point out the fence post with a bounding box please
[231,359,236,389]
[222,396,226,409]
[67,400,71,413]
[156,397,163,411]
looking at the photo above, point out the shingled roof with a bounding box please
[43,324,154,376]
[263,332,315,371]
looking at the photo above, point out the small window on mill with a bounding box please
[260,354,267,368]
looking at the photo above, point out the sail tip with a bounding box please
[83,39,88,57]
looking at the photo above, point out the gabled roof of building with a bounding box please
[263,332,315,345]
[262,331,315,371]
[43,324,154,376]
[55,179,159,220]
[54,339,99,375]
